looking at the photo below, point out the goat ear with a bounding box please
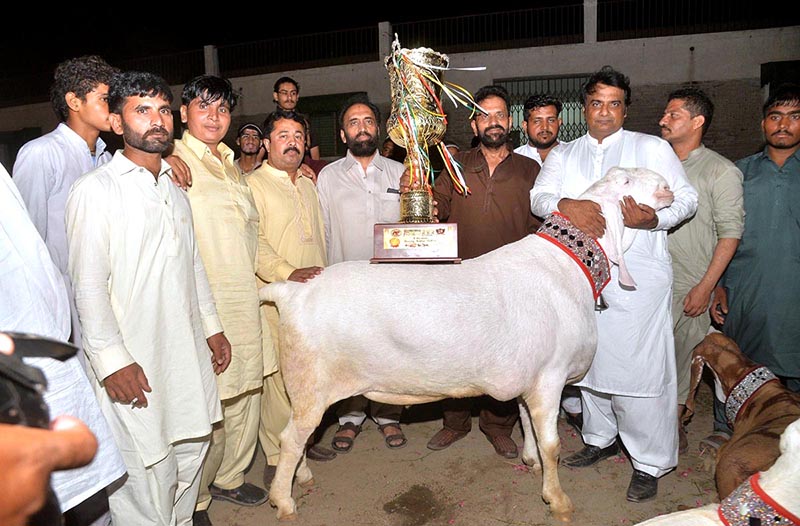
[598,200,636,288]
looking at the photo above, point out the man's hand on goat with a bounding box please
[288,266,324,283]
[207,332,232,375]
[620,195,658,230]
[558,198,605,239]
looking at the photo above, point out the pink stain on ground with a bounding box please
[613,456,626,464]
[513,464,531,473]
[457,501,465,508]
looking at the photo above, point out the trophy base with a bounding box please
[371,223,460,263]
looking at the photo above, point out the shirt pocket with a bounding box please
[378,192,401,223]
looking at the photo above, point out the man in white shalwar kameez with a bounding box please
[530,66,698,502]
[66,71,232,526]
[0,163,126,525]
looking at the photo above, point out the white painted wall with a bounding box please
[1,27,797,136]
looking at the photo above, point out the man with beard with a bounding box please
[514,94,563,166]
[531,66,697,503]
[65,70,231,525]
[658,87,744,455]
[234,123,264,175]
[711,83,800,395]
[246,109,332,488]
[316,95,408,454]
[408,85,542,459]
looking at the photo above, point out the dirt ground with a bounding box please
[209,381,720,526]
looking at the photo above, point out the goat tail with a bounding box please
[258,281,291,304]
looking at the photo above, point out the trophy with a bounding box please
[372,36,482,262]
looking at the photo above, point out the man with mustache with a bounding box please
[531,66,697,503]
[658,87,744,455]
[65,70,232,525]
[415,85,542,460]
[514,94,563,166]
[711,83,800,395]
[170,75,268,526]
[246,109,332,488]
[315,95,408,454]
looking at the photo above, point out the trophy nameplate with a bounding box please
[371,223,460,263]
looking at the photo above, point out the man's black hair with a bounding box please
[50,55,119,122]
[108,71,173,114]
[181,75,238,111]
[667,87,715,136]
[581,65,632,107]
[522,94,563,121]
[337,94,381,130]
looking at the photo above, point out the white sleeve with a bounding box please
[12,142,58,240]
[65,176,134,380]
[530,146,565,217]
[651,141,698,231]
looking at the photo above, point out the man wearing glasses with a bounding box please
[273,77,320,161]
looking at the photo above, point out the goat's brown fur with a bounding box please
[686,333,800,499]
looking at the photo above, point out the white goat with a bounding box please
[260,167,674,522]
[634,416,800,526]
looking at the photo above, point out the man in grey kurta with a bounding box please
[659,87,744,452]
[712,83,800,395]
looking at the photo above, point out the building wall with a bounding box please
[1,26,797,166]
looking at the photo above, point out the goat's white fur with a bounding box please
[260,166,673,521]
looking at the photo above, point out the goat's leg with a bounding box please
[523,388,573,522]
[270,404,326,521]
[518,398,542,471]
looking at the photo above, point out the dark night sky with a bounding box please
[1,4,572,77]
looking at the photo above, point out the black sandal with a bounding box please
[331,422,362,453]
[378,423,408,449]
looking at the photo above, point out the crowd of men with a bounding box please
[1,53,798,526]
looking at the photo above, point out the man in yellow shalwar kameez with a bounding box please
[247,109,332,488]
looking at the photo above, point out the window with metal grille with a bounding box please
[497,75,590,148]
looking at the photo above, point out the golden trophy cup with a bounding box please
[372,36,482,263]
[385,41,449,223]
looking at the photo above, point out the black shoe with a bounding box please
[561,442,620,468]
[626,470,658,502]
[306,444,337,461]
[263,464,276,488]
[192,510,213,526]
[210,482,268,506]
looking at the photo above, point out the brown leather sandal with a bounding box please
[331,422,362,453]
[378,423,408,449]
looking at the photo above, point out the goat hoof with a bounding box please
[552,510,573,523]
[298,477,315,488]
[277,512,298,522]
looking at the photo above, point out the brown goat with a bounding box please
[685,332,800,499]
